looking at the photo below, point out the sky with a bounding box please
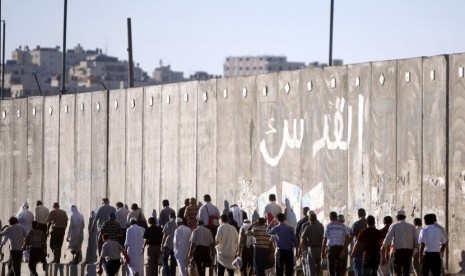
[3,1,465,76]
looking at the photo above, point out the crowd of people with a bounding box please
[0,193,449,276]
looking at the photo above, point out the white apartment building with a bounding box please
[223,56,306,77]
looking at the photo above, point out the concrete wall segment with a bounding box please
[43,96,60,207]
[142,85,162,215]
[108,89,127,206]
[322,66,348,220]
[447,53,465,274]
[12,99,28,211]
[178,81,198,211]
[347,62,372,225]
[27,97,44,207]
[422,55,447,226]
[125,87,144,207]
[370,60,397,225]
[396,57,422,219]
[90,91,108,210]
[160,83,180,211]
[0,100,13,220]
[196,79,218,205]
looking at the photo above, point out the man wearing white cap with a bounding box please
[174,217,191,276]
[381,209,416,276]
[125,217,145,276]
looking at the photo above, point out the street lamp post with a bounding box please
[60,0,68,94]
[329,0,334,66]
[1,20,5,99]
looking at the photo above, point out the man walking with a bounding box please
[378,216,393,276]
[268,213,298,276]
[174,217,191,276]
[263,194,282,225]
[197,194,220,237]
[321,211,350,276]
[98,234,126,276]
[350,208,367,276]
[24,221,47,275]
[0,217,27,276]
[92,198,116,254]
[351,215,382,276]
[419,214,447,276]
[143,217,163,276]
[189,220,215,276]
[216,214,238,276]
[299,212,324,276]
[35,201,49,235]
[161,212,177,276]
[46,202,68,263]
[159,200,175,228]
[249,218,273,276]
[115,202,130,245]
[381,209,416,276]
[237,219,254,276]
[125,217,145,276]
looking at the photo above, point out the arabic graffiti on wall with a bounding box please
[259,95,364,166]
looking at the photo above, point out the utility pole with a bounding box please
[127,18,134,88]
[1,20,5,99]
[329,0,334,66]
[60,0,68,94]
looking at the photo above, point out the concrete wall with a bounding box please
[0,54,464,272]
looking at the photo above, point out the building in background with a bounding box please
[1,44,152,98]
[223,56,306,77]
[223,55,343,78]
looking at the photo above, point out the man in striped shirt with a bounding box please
[322,211,350,276]
[249,218,272,276]
[99,213,122,242]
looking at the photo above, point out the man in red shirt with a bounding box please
[351,215,383,276]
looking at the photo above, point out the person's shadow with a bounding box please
[459,250,465,273]
[284,198,297,228]
[84,211,97,264]
[223,200,230,216]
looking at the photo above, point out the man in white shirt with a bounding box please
[115,202,129,245]
[419,213,447,276]
[216,215,238,276]
[35,201,49,235]
[174,217,192,276]
[263,194,282,225]
[125,217,145,276]
[197,194,220,237]
[381,209,416,276]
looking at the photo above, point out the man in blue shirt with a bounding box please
[267,213,298,276]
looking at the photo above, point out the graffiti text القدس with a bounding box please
[260,118,304,167]
[259,95,364,166]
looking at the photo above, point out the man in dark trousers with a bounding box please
[24,221,47,275]
[46,202,68,263]
[0,217,26,276]
[322,211,350,276]
[419,214,447,276]
[352,215,382,276]
[143,217,163,276]
[268,213,298,276]
[381,209,416,276]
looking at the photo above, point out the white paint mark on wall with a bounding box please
[302,182,324,220]
[312,95,365,157]
[260,119,304,166]
[239,179,257,219]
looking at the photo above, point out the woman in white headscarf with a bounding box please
[16,201,34,232]
[67,205,85,264]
